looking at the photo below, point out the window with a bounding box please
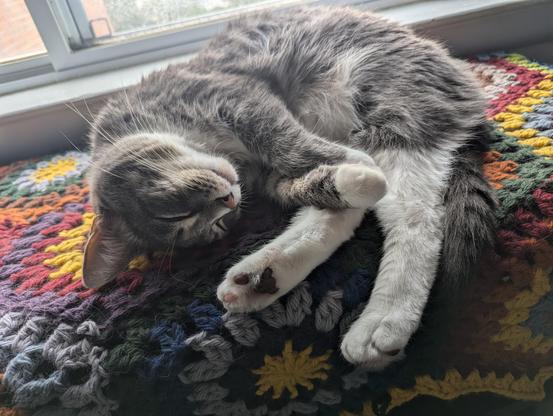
[0,0,418,95]
[79,0,295,47]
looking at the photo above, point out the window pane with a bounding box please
[0,0,46,64]
[81,0,304,42]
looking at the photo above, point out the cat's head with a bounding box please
[83,132,241,288]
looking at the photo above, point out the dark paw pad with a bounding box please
[253,268,278,294]
[233,273,250,285]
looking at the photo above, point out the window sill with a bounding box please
[0,0,551,163]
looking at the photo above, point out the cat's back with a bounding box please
[187,6,482,116]
[125,6,484,145]
[182,7,484,141]
[188,7,415,78]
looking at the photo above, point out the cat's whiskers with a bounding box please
[63,103,140,171]
[122,89,148,135]
[67,102,169,176]
[157,229,179,279]
[235,188,254,212]
[156,245,171,280]
[136,88,170,142]
[167,231,179,276]
[58,130,124,180]
[134,90,160,134]
[162,230,181,282]
[121,89,166,152]
[121,90,194,171]
[61,101,127,181]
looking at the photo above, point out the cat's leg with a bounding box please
[341,148,449,370]
[266,164,387,210]
[230,94,376,176]
[217,207,365,312]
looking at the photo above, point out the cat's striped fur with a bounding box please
[87,7,495,369]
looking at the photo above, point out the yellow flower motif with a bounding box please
[252,340,331,399]
[13,151,89,194]
[492,268,553,353]
[386,367,553,412]
[44,212,95,280]
[33,158,77,183]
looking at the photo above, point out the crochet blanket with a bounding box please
[1,53,553,416]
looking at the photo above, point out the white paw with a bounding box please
[335,164,387,208]
[216,250,283,313]
[341,310,414,370]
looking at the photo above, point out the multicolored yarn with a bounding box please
[1,53,553,415]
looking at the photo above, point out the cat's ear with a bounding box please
[82,215,130,289]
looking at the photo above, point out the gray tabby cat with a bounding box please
[84,6,496,370]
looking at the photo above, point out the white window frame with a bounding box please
[1,0,551,164]
[0,0,418,96]
[0,55,52,82]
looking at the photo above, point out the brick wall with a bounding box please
[0,0,45,62]
[0,0,112,63]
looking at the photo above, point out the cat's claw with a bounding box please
[340,310,413,370]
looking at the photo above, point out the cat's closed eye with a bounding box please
[155,212,197,222]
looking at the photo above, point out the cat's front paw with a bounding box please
[335,164,387,208]
[341,310,414,370]
[217,254,283,312]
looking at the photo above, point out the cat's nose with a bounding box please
[220,192,237,209]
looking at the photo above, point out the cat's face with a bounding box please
[83,133,241,288]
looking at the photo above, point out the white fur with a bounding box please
[335,164,387,208]
[218,146,454,370]
[341,147,452,370]
[217,207,365,312]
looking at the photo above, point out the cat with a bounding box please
[83,6,496,370]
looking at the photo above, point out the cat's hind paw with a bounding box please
[340,310,412,370]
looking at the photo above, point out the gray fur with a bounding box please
[87,6,495,346]
[440,124,497,289]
